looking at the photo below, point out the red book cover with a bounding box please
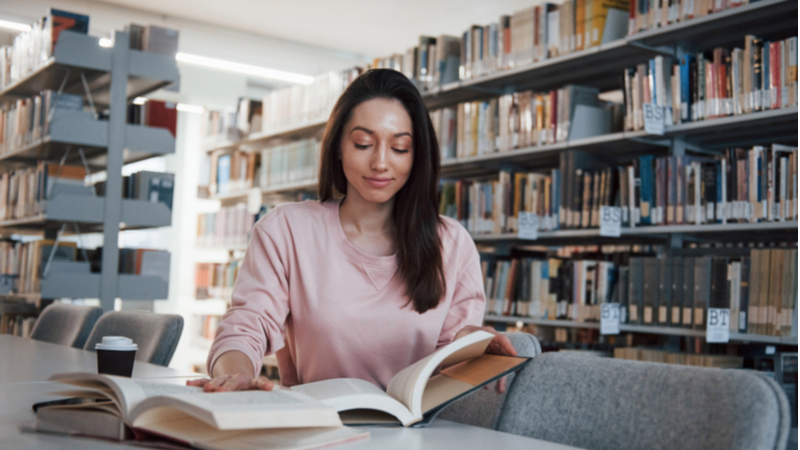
[770,42,781,109]
[145,100,178,137]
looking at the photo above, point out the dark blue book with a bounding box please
[639,155,654,225]
[679,55,694,122]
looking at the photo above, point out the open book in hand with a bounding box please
[33,375,367,450]
[290,330,531,427]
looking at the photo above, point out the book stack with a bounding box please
[629,0,756,36]
[0,9,89,90]
[260,69,363,134]
[0,163,88,221]
[483,247,798,337]
[623,36,799,130]
[195,260,241,300]
[0,91,85,156]
[124,24,179,56]
[440,169,561,235]
[77,247,170,281]
[209,150,259,195]
[197,204,255,247]
[260,138,319,189]
[0,239,77,295]
[613,348,744,368]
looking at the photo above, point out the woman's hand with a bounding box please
[454,325,517,394]
[186,373,275,392]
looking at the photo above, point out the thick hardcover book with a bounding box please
[657,257,672,325]
[618,266,630,323]
[642,257,659,325]
[628,257,644,324]
[671,257,684,326]
[738,257,750,333]
[693,257,712,330]
[682,257,695,328]
[639,155,654,224]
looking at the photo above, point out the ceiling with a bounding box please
[88,0,541,58]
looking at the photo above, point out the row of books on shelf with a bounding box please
[431,85,619,160]
[0,239,170,295]
[1,89,180,158]
[0,163,87,221]
[200,70,364,143]
[372,0,760,89]
[624,37,798,131]
[1,8,180,90]
[482,247,797,337]
[196,204,262,248]
[439,145,797,235]
[613,347,743,368]
[629,0,753,36]
[0,91,84,156]
[0,314,36,337]
[195,260,240,300]
[206,139,319,195]
[0,164,175,222]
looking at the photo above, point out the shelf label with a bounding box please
[643,103,665,136]
[600,303,621,335]
[599,206,622,237]
[706,308,731,343]
[517,212,538,240]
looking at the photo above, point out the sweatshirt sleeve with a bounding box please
[206,214,291,377]
[436,227,486,349]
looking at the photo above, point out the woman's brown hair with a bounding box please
[318,69,446,314]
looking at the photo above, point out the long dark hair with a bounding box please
[318,69,446,314]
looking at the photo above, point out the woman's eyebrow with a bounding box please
[350,126,373,135]
[349,127,411,138]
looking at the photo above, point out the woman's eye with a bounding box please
[354,144,369,149]
[392,148,409,153]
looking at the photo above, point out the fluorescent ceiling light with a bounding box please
[0,20,31,32]
[175,52,313,85]
[133,97,147,105]
[176,103,204,114]
[99,38,113,48]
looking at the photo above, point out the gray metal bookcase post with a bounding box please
[99,31,129,312]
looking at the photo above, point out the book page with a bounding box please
[385,331,493,418]
[130,390,342,431]
[291,378,415,426]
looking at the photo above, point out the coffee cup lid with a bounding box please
[95,336,138,351]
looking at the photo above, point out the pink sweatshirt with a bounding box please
[207,198,486,389]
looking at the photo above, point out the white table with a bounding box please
[0,335,581,450]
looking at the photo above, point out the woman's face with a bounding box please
[339,98,414,205]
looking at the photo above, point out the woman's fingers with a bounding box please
[186,378,210,387]
[253,376,274,391]
[203,374,233,392]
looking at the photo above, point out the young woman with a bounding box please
[189,69,516,394]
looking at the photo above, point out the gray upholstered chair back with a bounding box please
[83,311,183,366]
[29,303,103,348]
[437,331,542,429]
[497,352,790,450]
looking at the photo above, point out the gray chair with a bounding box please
[496,352,790,450]
[437,331,542,429]
[83,311,183,367]
[29,303,103,348]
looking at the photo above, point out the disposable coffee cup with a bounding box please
[96,336,138,377]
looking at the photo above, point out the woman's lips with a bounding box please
[365,177,391,188]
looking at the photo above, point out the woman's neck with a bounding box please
[339,194,395,242]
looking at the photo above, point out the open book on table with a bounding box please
[33,375,367,450]
[290,330,531,427]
